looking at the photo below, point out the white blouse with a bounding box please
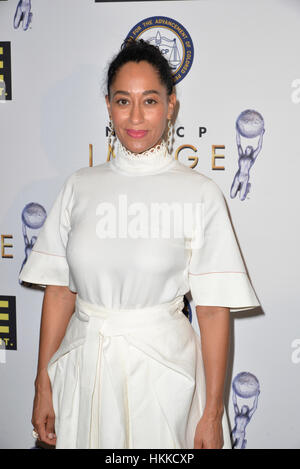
[19,138,260,312]
[19,138,260,449]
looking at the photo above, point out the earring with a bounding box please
[166,119,173,154]
[107,118,115,159]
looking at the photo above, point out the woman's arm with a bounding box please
[194,305,230,449]
[33,285,76,445]
[36,285,76,375]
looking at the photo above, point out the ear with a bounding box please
[105,94,111,118]
[167,92,177,121]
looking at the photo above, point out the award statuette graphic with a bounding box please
[13,0,33,31]
[19,202,47,284]
[230,109,265,201]
[231,371,260,449]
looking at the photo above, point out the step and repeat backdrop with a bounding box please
[0,0,299,449]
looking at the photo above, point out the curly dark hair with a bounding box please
[106,38,175,99]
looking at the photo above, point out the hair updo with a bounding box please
[106,38,175,99]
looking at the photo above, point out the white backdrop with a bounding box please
[0,0,299,449]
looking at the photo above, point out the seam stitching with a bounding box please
[32,249,66,258]
[188,271,246,276]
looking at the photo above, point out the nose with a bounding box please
[130,101,144,125]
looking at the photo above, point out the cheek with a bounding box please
[149,109,167,130]
[111,109,127,125]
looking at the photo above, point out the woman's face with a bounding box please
[106,61,176,154]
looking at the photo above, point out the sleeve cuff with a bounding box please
[188,271,260,312]
[19,250,70,287]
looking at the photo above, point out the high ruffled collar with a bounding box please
[109,138,175,176]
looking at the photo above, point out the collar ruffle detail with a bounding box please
[109,138,175,176]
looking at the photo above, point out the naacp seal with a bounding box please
[125,16,194,85]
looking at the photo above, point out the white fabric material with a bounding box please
[19,138,260,448]
[114,138,175,175]
[47,294,233,449]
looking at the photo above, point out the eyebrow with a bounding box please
[112,89,161,98]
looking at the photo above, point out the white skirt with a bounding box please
[47,295,232,449]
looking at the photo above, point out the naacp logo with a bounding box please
[125,16,194,85]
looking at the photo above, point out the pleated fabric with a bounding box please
[47,295,232,449]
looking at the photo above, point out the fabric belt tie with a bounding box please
[48,294,203,449]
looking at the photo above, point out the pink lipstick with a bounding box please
[126,129,148,138]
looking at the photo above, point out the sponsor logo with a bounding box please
[0,42,12,101]
[0,296,17,351]
[125,16,194,85]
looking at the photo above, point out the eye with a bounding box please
[116,98,129,105]
[145,98,157,105]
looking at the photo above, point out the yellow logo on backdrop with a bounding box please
[0,296,16,350]
[1,234,13,258]
[103,126,227,171]
[0,42,12,100]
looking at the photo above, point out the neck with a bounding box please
[109,136,175,176]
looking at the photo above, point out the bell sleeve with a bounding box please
[19,173,76,288]
[188,178,260,312]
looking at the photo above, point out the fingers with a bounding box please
[31,385,57,446]
[32,415,56,446]
[45,414,57,445]
[33,418,47,444]
[194,438,204,449]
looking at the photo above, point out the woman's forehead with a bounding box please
[111,61,163,88]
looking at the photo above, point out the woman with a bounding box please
[20,39,260,449]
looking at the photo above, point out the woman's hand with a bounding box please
[32,370,57,447]
[30,285,76,447]
[194,414,224,449]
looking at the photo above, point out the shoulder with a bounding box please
[63,162,110,188]
[171,159,224,199]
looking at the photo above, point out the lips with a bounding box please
[126,129,148,138]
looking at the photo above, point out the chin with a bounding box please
[122,139,155,154]
[121,135,163,154]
